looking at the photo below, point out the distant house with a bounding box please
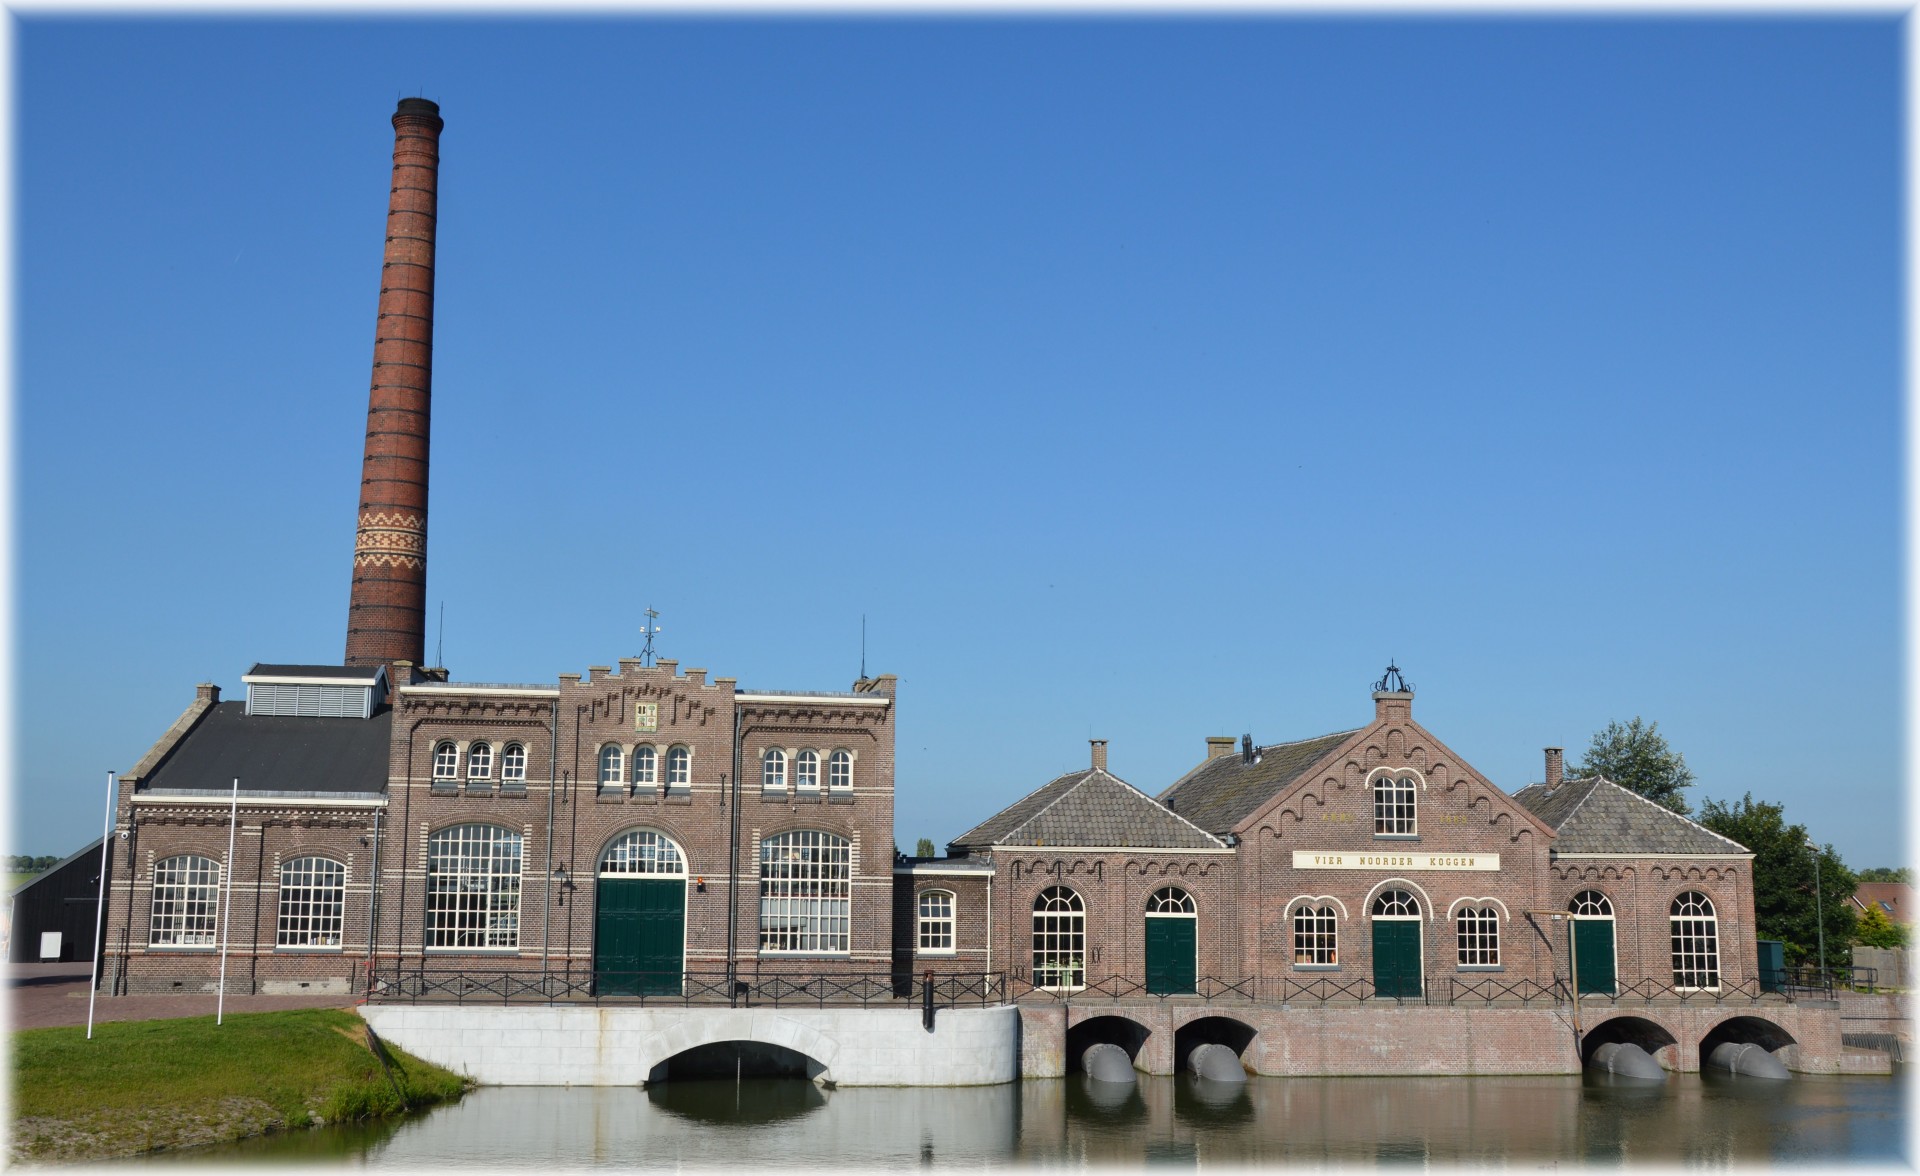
[8,838,112,962]
[1849,882,1913,924]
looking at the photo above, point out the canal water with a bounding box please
[129,1071,1906,1168]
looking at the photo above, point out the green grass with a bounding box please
[11,1007,468,1162]
[7,871,41,890]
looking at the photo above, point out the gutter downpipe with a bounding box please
[365,809,382,993]
[726,701,743,1008]
[542,699,558,994]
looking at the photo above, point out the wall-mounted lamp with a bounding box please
[695,877,706,893]
[552,865,574,906]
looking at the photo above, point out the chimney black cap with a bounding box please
[393,97,443,129]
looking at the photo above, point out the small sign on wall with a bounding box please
[635,702,658,733]
[38,932,62,961]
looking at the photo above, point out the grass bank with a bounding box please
[11,1007,468,1163]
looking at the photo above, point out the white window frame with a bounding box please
[599,744,625,790]
[632,745,657,787]
[1455,906,1500,967]
[667,745,692,791]
[1570,890,1613,918]
[501,743,528,786]
[1670,891,1720,992]
[1032,886,1085,991]
[1292,903,1338,966]
[758,830,851,954]
[277,856,346,949]
[426,824,523,951]
[150,855,220,947]
[828,749,853,794]
[467,742,493,781]
[1372,772,1418,836]
[762,748,788,794]
[918,889,956,954]
[795,749,821,794]
[432,741,458,782]
[600,829,688,877]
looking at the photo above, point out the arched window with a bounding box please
[918,889,955,953]
[600,829,687,876]
[795,750,820,793]
[1571,890,1613,918]
[277,857,346,948]
[1147,886,1194,914]
[501,744,528,786]
[667,746,692,790]
[1032,886,1085,990]
[1455,906,1499,966]
[828,749,853,793]
[426,824,522,950]
[467,743,493,781]
[762,749,787,793]
[1670,891,1720,990]
[1373,774,1417,835]
[1293,904,1338,965]
[599,745,625,789]
[759,830,850,953]
[1372,889,1420,918]
[632,745,657,787]
[150,855,219,946]
[432,741,458,782]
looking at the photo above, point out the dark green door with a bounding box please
[1371,921,1422,998]
[1145,917,1197,995]
[595,877,684,996]
[1574,918,1616,996]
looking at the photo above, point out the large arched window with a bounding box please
[1032,886,1085,990]
[1373,773,1417,835]
[598,745,625,789]
[600,829,687,876]
[758,830,850,953]
[1455,906,1500,966]
[762,749,788,794]
[150,855,220,946]
[918,889,955,953]
[795,749,821,794]
[1670,891,1720,990]
[426,824,523,950]
[1293,903,1338,965]
[277,857,346,948]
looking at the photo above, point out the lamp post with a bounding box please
[1805,839,1827,991]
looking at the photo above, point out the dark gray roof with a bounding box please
[951,768,1225,851]
[245,664,383,681]
[1511,777,1750,855]
[1155,729,1360,835]
[141,702,391,796]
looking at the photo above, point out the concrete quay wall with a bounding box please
[360,1004,1020,1087]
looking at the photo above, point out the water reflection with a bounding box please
[120,1070,1905,1168]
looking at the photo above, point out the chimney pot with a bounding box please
[1545,747,1564,790]
[1205,736,1235,760]
[1090,740,1108,772]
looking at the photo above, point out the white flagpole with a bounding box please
[216,776,238,1025]
[85,772,115,1041]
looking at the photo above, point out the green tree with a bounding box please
[1698,792,1857,971]
[914,838,937,859]
[1858,866,1912,884]
[1572,717,1695,814]
[1853,902,1909,949]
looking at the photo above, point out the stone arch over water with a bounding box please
[1066,1014,1152,1072]
[641,1015,840,1086]
[1581,1015,1680,1068]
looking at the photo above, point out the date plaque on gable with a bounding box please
[634,702,659,733]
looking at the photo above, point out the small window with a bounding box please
[633,745,657,787]
[150,855,220,947]
[467,743,493,781]
[762,749,787,793]
[1570,890,1613,918]
[795,750,820,793]
[1456,906,1499,966]
[277,857,346,948]
[1374,774,1417,835]
[501,744,527,785]
[1293,904,1337,965]
[918,890,955,953]
[432,742,458,781]
[1146,886,1195,914]
[599,745,625,789]
[667,746,692,790]
[828,749,853,793]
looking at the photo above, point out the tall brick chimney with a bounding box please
[345,98,443,672]
[1545,747,1564,790]
[1090,739,1108,772]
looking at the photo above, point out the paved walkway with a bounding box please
[8,963,356,1030]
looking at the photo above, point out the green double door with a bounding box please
[594,877,685,996]
[1573,918,1617,996]
[1145,916,1197,995]
[1371,921,1422,998]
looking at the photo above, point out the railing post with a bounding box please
[923,970,935,1031]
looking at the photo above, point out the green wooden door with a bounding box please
[1574,918,1616,996]
[1371,921,1422,998]
[1145,917,1197,995]
[595,877,684,996]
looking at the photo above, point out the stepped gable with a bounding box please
[1155,729,1359,836]
[951,767,1224,851]
[140,701,392,797]
[1511,776,1749,855]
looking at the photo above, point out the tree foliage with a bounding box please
[1858,866,1912,884]
[1853,902,1909,949]
[914,837,937,859]
[7,855,58,872]
[1572,717,1695,814]
[1698,792,1857,970]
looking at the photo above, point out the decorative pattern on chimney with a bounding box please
[345,98,443,669]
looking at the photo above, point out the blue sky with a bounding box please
[12,16,1905,869]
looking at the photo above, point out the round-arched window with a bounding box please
[1571,890,1613,918]
[1032,886,1085,989]
[600,830,687,876]
[1146,886,1195,915]
[1670,891,1719,990]
[1372,889,1420,918]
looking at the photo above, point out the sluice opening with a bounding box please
[644,1041,832,1124]
[647,1040,830,1085]
[1580,1017,1678,1068]
[1174,1017,1254,1082]
[1065,1015,1151,1075]
[1701,1017,1795,1080]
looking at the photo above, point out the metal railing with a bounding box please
[365,964,1009,1009]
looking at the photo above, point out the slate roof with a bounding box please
[244,664,383,681]
[950,768,1225,851]
[1510,777,1750,855]
[1154,729,1361,835]
[141,701,391,797]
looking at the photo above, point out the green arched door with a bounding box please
[594,830,687,996]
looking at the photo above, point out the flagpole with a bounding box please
[85,772,115,1041]
[217,776,238,1025]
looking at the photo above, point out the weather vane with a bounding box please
[641,607,662,667]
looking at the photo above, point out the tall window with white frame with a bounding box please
[150,855,220,946]
[432,741,458,785]
[1455,906,1499,966]
[667,746,691,793]
[1670,891,1720,990]
[1292,903,1338,965]
[828,749,853,794]
[758,830,850,953]
[277,857,346,948]
[426,824,522,950]
[762,749,787,794]
[599,745,625,792]
[918,890,955,954]
[633,745,656,790]
[1032,886,1085,990]
[795,749,820,794]
[1374,773,1417,835]
[501,743,527,790]
[467,743,493,789]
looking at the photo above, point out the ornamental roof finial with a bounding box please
[1372,661,1413,694]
